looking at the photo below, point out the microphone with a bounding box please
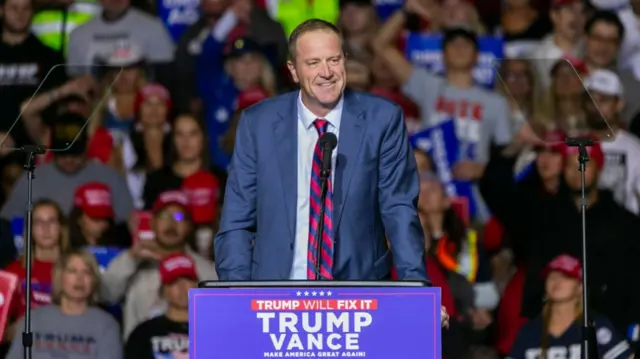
[319,133,337,180]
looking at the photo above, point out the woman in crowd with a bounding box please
[100,45,148,144]
[3,199,69,341]
[6,249,123,359]
[338,0,379,60]
[118,83,173,208]
[68,182,123,248]
[508,254,632,359]
[542,57,588,135]
[197,10,276,171]
[498,0,552,45]
[497,59,544,136]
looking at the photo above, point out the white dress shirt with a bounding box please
[290,93,344,279]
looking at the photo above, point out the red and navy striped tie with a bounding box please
[307,119,334,280]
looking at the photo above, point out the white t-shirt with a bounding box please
[599,129,640,214]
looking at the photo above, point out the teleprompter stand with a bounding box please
[20,145,47,359]
[565,137,598,359]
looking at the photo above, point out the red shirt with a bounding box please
[4,259,54,319]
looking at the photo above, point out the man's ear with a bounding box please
[287,60,299,83]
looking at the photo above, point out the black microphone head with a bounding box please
[319,132,338,150]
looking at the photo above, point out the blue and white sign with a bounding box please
[157,0,200,42]
[406,34,504,89]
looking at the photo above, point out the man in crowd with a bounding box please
[66,0,174,76]
[102,190,217,339]
[532,0,585,87]
[0,112,133,222]
[480,125,640,338]
[0,0,66,147]
[124,253,195,359]
[584,69,640,215]
[372,0,512,222]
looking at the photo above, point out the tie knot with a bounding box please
[313,119,329,135]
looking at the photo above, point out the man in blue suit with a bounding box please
[215,19,427,283]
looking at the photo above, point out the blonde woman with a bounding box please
[3,199,69,341]
[6,249,122,359]
[508,255,632,359]
[496,58,545,135]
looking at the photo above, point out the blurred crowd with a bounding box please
[1,0,640,357]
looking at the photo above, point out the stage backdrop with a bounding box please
[189,286,441,359]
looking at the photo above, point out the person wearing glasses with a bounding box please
[101,190,218,340]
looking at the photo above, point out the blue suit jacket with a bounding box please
[214,90,428,281]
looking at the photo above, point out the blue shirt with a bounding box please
[508,315,631,359]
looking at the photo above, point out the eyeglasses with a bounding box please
[156,211,187,222]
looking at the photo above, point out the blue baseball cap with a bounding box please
[225,37,264,60]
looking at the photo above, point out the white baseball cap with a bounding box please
[584,69,624,97]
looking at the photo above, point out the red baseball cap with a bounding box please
[152,190,190,214]
[182,170,220,225]
[236,87,269,110]
[74,182,114,219]
[542,254,582,281]
[535,129,567,152]
[159,253,198,285]
[134,83,172,114]
[551,55,588,75]
[561,136,605,170]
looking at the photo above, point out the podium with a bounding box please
[189,281,442,359]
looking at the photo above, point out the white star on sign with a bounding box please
[319,291,325,296]
[296,291,302,296]
[312,291,317,296]
[304,291,310,296]
[327,291,332,296]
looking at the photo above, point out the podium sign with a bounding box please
[189,286,441,359]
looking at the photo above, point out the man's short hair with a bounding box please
[287,19,344,61]
[585,10,625,41]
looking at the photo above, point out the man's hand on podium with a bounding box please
[441,306,449,329]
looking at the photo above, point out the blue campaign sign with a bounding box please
[11,217,24,254]
[157,0,200,42]
[374,0,404,20]
[189,286,441,359]
[406,33,504,88]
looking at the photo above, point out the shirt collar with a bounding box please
[297,91,344,130]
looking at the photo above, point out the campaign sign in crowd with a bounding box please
[189,287,441,358]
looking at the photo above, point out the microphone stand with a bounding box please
[565,137,597,359]
[20,145,46,359]
[314,170,330,280]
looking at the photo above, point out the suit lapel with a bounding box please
[334,91,365,229]
[273,93,298,240]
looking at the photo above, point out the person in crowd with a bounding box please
[0,112,134,223]
[508,255,632,359]
[412,173,498,319]
[532,0,586,87]
[174,0,286,113]
[582,9,640,127]
[143,113,219,209]
[181,171,221,258]
[583,70,640,215]
[214,19,451,330]
[499,0,551,56]
[0,0,66,147]
[68,182,127,247]
[118,83,173,208]
[481,128,640,340]
[0,153,25,207]
[101,190,217,339]
[369,56,421,135]
[541,57,587,135]
[219,89,270,162]
[496,59,544,136]
[373,0,512,222]
[439,0,486,34]
[66,0,174,76]
[338,0,379,61]
[6,249,123,359]
[124,253,196,359]
[100,45,148,143]
[197,8,276,171]
[3,199,68,342]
